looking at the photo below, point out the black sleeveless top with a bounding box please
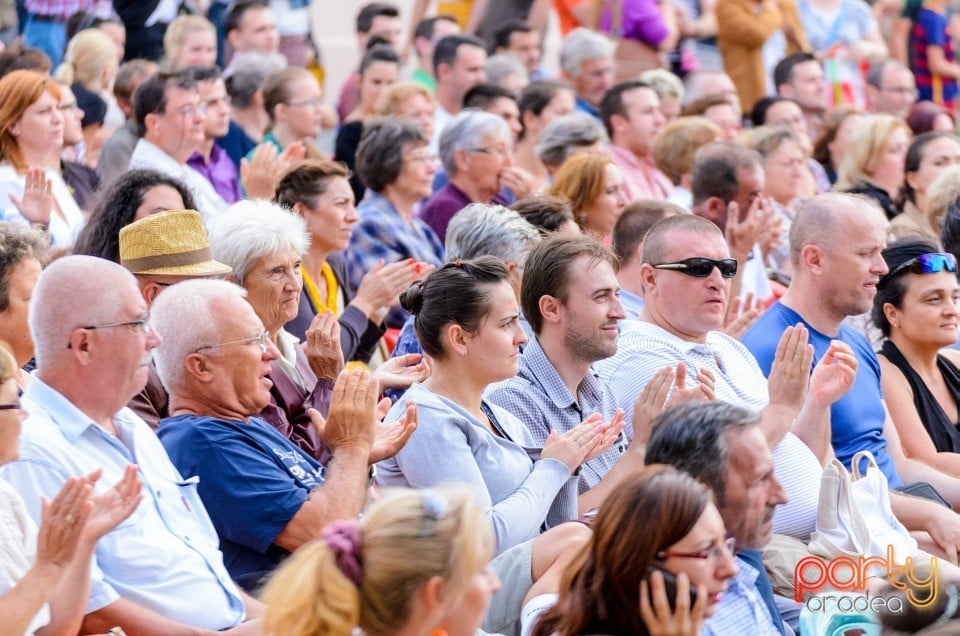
[880,340,960,453]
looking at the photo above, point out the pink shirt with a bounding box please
[608,144,673,201]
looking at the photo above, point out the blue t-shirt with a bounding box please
[158,414,325,590]
[741,301,903,489]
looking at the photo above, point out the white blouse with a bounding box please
[0,478,50,634]
[0,164,84,248]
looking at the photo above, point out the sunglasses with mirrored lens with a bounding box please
[884,252,957,283]
[652,257,739,279]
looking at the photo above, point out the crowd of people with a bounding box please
[5,0,960,634]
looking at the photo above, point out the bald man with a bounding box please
[0,255,262,635]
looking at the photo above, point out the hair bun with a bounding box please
[399,280,425,315]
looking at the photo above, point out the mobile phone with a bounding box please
[646,565,698,610]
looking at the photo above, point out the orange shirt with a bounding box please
[553,0,589,34]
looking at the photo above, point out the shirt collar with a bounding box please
[521,336,603,410]
[23,375,115,443]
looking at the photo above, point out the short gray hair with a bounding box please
[639,68,685,102]
[446,203,541,270]
[209,199,309,282]
[29,255,136,369]
[486,53,527,86]
[560,28,615,77]
[439,109,511,176]
[224,51,287,108]
[535,112,605,168]
[151,279,247,393]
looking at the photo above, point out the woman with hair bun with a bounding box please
[261,487,499,636]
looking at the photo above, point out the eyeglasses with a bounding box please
[468,145,511,157]
[194,329,271,354]
[881,252,958,286]
[405,151,439,164]
[658,537,737,562]
[285,98,324,109]
[0,400,21,411]
[66,315,151,349]
[652,257,738,279]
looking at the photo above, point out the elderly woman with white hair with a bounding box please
[535,112,607,179]
[419,110,517,243]
[209,200,428,461]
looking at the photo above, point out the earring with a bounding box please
[432,630,449,636]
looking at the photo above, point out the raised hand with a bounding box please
[372,353,431,390]
[498,166,537,198]
[583,410,626,462]
[308,367,379,453]
[368,400,418,463]
[83,465,143,541]
[303,311,344,382]
[808,340,858,407]
[542,416,605,473]
[639,570,709,636]
[35,477,93,569]
[352,258,425,323]
[666,362,716,406]
[9,167,53,226]
[723,292,763,341]
[766,324,814,414]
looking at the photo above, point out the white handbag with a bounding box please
[808,450,918,564]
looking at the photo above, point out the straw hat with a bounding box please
[119,209,233,277]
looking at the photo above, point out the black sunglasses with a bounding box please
[652,257,738,279]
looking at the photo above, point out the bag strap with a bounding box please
[827,458,872,553]
[851,450,878,480]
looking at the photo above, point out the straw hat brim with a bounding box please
[132,260,234,277]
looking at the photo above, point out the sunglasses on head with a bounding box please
[652,257,739,279]
[882,252,957,285]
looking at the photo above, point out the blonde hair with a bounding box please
[163,15,216,68]
[261,488,494,636]
[836,114,911,189]
[0,341,15,384]
[54,28,117,88]
[925,165,960,228]
[546,153,614,223]
[375,81,435,117]
[652,116,722,185]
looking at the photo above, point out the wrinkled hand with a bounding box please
[583,410,626,462]
[766,324,814,415]
[808,340,857,408]
[541,416,605,473]
[498,166,537,199]
[10,167,53,225]
[639,570,709,636]
[303,311,344,381]
[368,400,418,463]
[353,259,425,321]
[83,465,143,541]
[372,353,431,390]
[35,477,93,569]
[723,292,764,341]
[308,367,379,453]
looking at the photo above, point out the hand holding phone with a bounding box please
[639,566,709,636]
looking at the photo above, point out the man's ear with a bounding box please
[699,197,725,226]
[538,294,563,325]
[184,352,216,383]
[801,243,824,274]
[639,263,658,292]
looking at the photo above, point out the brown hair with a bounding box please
[532,465,713,636]
[262,66,317,123]
[546,153,613,226]
[274,159,350,210]
[652,116,722,185]
[680,93,731,117]
[0,70,62,173]
[612,200,685,264]
[811,106,861,169]
[521,234,618,334]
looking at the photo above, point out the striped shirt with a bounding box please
[486,336,628,514]
[596,320,823,540]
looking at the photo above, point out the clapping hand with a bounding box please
[9,167,53,226]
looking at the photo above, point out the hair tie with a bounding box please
[454,259,462,268]
[322,520,363,586]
